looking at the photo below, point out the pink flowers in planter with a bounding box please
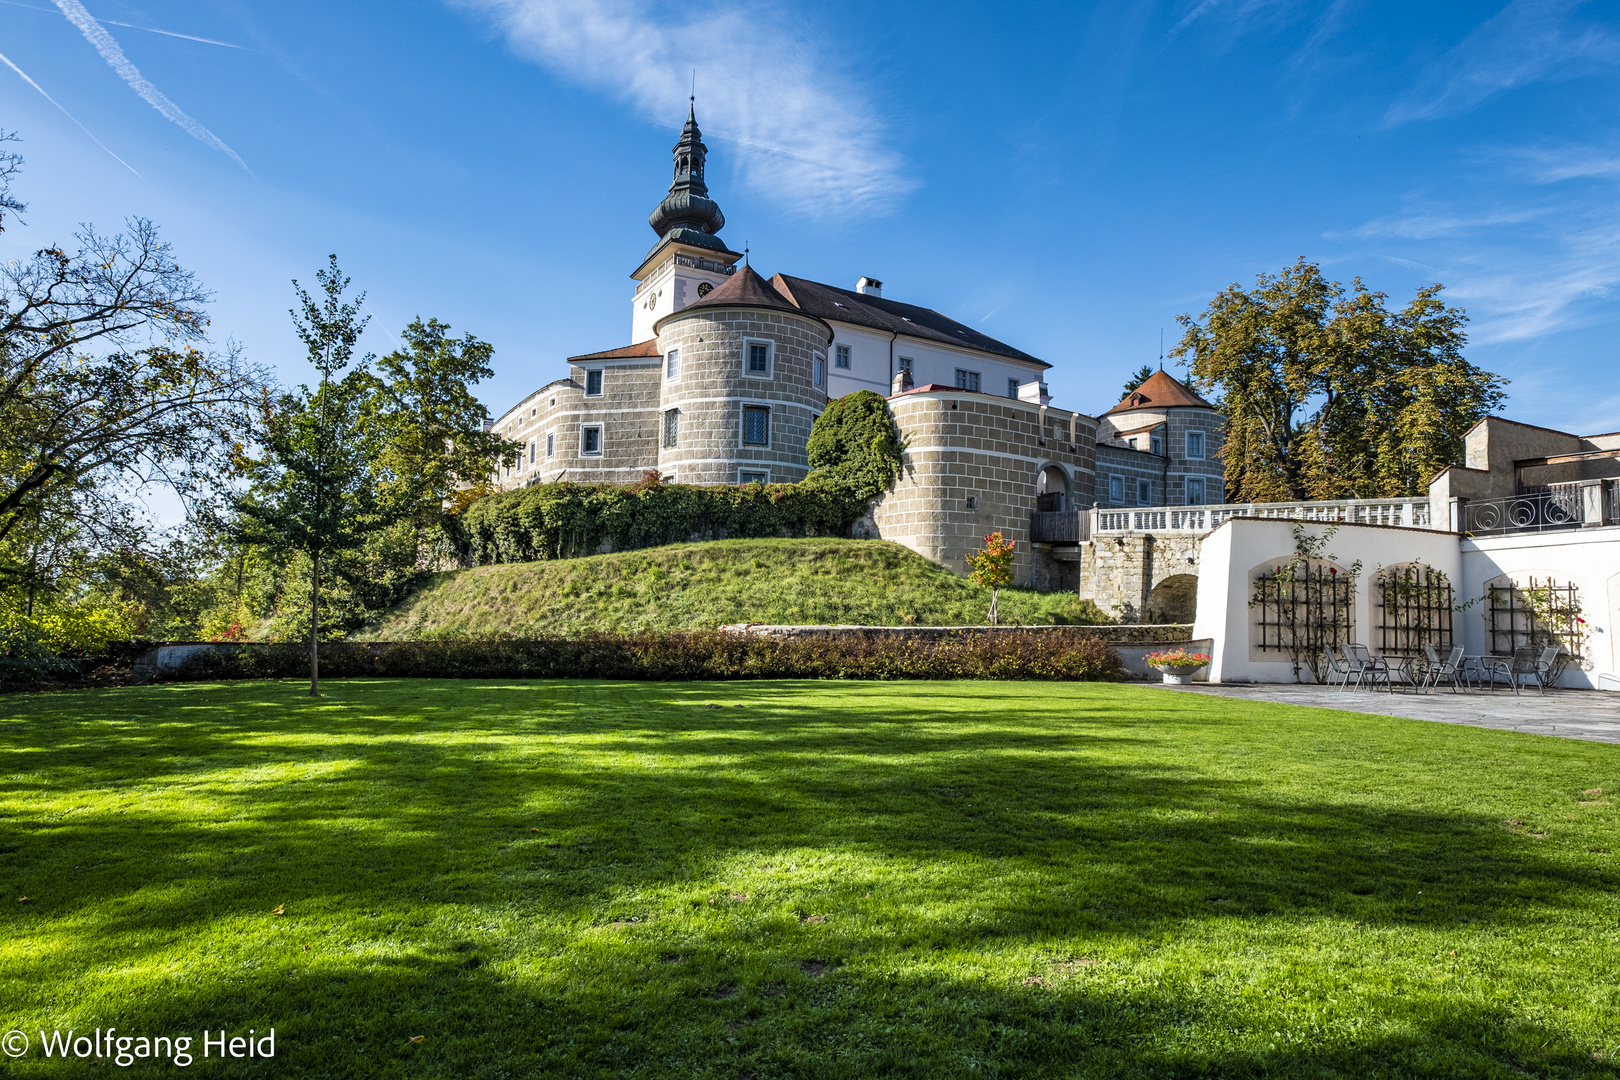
[1143,650,1212,668]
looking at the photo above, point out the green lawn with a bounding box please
[359,538,1109,639]
[2,680,1617,1078]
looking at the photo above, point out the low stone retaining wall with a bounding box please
[716,623,1192,643]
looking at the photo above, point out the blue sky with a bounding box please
[2,0,1618,432]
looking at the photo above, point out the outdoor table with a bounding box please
[1389,656,1425,694]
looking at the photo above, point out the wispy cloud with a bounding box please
[50,0,251,173]
[0,47,139,174]
[1387,0,1620,125]
[450,0,913,217]
[0,0,247,47]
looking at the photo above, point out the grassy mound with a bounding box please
[364,538,1106,639]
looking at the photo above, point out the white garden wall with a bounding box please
[1459,530,1620,690]
[1193,519,1462,684]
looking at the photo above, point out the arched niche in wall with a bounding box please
[1035,463,1069,512]
[1370,562,1456,660]
[1245,554,1356,677]
[1480,569,1586,663]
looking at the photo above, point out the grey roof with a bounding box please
[772,274,1050,369]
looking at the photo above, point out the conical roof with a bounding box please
[1105,369,1214,415]
[654,265,832,339]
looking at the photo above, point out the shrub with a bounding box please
[162,630,1122,683]
[0,618,78,684]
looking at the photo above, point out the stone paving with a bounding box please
[1154,681,1620,745]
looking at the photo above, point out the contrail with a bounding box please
[104,21,247,49]
[0,47,140,175]
[0,0,247,47]
[50,0,252,174]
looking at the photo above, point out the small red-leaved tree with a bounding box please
[966,532,1016,626]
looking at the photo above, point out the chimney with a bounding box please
[856,276,883,297]
[482,416,495,433]
[891,368,914,395]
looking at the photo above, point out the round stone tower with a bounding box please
[652,265,832,486]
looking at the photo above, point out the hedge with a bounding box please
[456,390,906,565]
[161,630,1122,683]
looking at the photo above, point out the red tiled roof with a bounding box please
[1104,370,1214,415]
[567,339,660,362]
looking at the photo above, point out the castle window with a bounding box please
[744,339,772,378]
[835,344,851,369]
[585,369,603,396]
[1150,432,1164,456]
[1109,476,1124,503]
[1137,479,1152,505]
[546,432,554,458]
[662,408,679,448]
[739,469,768,485]
[581,425,603,456]
[1186,430,1205,459]
[1187,477,1206,505]
[1008,378,1019,399]
[954,369,980,392]
[742,405,770,446]
[528,440,535,465]
[898,356,913,374]
[665,348,679,380]
[814,355,826,389]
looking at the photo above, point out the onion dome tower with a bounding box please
[630,102,743,343]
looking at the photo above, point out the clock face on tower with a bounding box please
[697,282,713,297]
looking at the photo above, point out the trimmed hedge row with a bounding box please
[456,390,906,566]
[165,630,1122,682]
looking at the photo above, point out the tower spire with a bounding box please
[647,101,727,249]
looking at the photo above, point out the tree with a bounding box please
[232,257,384,695]
[966,531,1016,626]
[363,318,519,556]
[1172,259,1506,502]
[0,139,262,594]
[1122,364,1156,397]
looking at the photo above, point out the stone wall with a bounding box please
[872,389,1098,582]
[654,306,830,485]
[1078,531,1205,622]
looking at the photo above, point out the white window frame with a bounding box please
[740,404,771,447]
[584,369,604,397]
[955,368,981,392]
[742,338,773,379]
[1109,475,1124,503]
[1186,476,1206,505]
[1186,430,1206,459]
[1008,378,1019,399]
[1150,432,1164,456]
[662,408,679,448]
[545,432,554,458]
[665,348,680,381]
[835,344,851,369]
[528,440,535,465]
[738,468,769,485]
[1137,478,1152,505]
[581,425,604,456]
[813,354,826,389]
[898,356,913,374]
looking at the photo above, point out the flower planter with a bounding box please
[1142,650,1212,685]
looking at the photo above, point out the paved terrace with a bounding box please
[1156,683,1620,746]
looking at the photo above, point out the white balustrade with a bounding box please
[1090,496,1435,535]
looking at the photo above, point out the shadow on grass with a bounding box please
[1,679,1616,1077]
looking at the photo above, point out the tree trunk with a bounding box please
[309,549,320,697]
[988,587,1000,626]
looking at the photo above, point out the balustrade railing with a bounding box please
[1462,486,1585,535]
[1092,496,1433,535]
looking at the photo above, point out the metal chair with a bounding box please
[1342,643,1390,691]
[1421,643,1468,694]
[1483,647,1540,695]
[1323,646,1353,689]
[1531,646,1565,694]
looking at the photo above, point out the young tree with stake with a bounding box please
[966,532,1016,626]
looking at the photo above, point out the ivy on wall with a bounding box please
[456,391,905,566]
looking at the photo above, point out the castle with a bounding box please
[488,106,1226,587]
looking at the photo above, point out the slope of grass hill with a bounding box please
[362,538,1108,639]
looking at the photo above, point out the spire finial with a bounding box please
[743,242,749,267]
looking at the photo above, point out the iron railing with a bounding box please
[1463,487,1584,535]
[674,253,736,275]
[1093,496,1432,535]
